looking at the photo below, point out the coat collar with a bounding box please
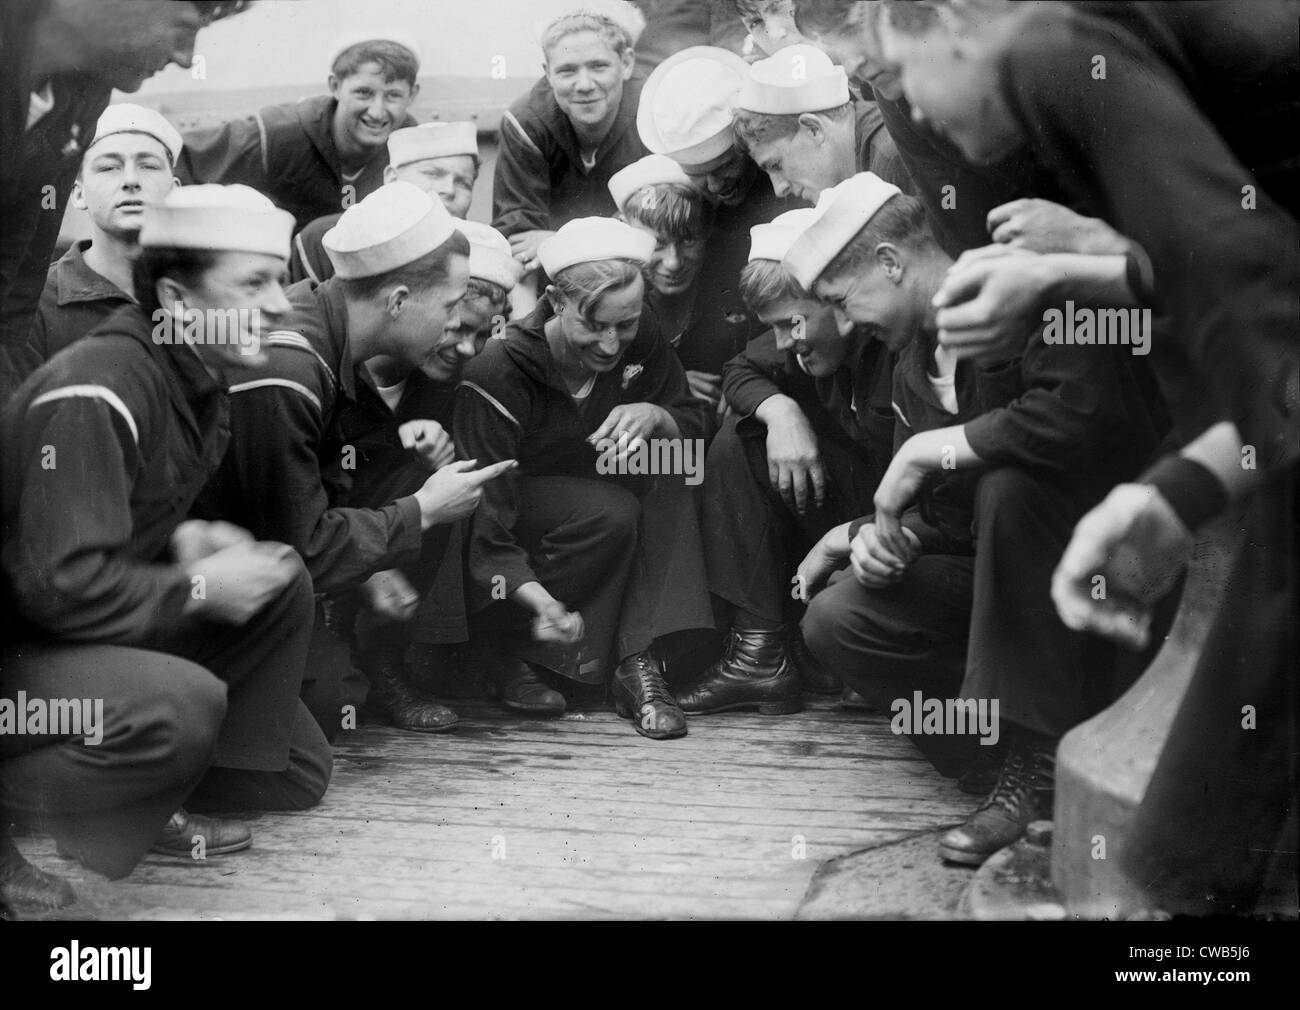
[529,75,644,175]
[53,240,134,308]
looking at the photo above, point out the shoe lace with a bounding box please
[982,740,1053,816]
[627,654,673,707]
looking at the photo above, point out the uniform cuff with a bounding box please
[1140,455,1227,532]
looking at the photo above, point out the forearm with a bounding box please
[511,580,561,616]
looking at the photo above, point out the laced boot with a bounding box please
[363,649,459,732]
[938,732,1056,866]
[676,624,803,715]
[612,651,686,740]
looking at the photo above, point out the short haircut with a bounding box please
[132,247,221,319]
[739,258,809,313]
[733,102,854,152]
[793,0,862,36]
[821,193,932,283]
[339,229,470,302]
[619,183,713,245]
[548,258,642,329]
[331,40,420,87]
[465,277,510,314]
[717,0,777,18]
[541,11,633,60]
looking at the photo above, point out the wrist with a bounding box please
[1140,455,1226,533]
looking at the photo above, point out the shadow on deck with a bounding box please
[14,698,980,920]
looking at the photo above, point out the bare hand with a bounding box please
[399,419,455,471]
[933,248,1058,363]
[588,403,668,467]
[1051,483,1193,650]
[987,198,1132,256]
[532,599,584,644]
[185,541,300,625]
[685,370,722,409]
[171,519,254,567]
[415,458,518,528]
[792,533,847,602]
[508,230,556,274]
[766,409,825,515]
[360,568,419,622]
[850,523,919,588]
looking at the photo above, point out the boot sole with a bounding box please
[937,843,994,867]
[150,836,253,857]
[499,698,566,716]
[681,698,804,716]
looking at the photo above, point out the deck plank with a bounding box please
[14,699,976,919]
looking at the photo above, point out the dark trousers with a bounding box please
[803,467,1115,741]
[472,474,714,683]
[1123,468,1298,913]
[0,558,332,878]
[703,413,880,623]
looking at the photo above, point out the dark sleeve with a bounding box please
[964,342,1129,472]
[1001,16,1300,470]
[176,115,267,190]
[289,221,335,285]
[220,379,422,593]
[722,330,788,418]
[452,380,540,597]
[491,103,552,237]
[5,396,190,643]
[629,317,709,440]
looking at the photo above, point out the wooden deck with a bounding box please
[13,698,976,920]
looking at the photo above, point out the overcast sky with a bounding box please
[132,0,646,94]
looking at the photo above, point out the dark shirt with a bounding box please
[0,45,111,397]
[194,279,423,592]
[454,299,705,597]
[288,211,342,284]
[177,95,416,233]
[492,76,649,237]
[27,239,134,372]
[1,304,228,645]
[994,1,1299,471]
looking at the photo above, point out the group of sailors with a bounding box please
[0,0,1295,918]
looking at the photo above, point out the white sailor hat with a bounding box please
[453,220,520,292]
[322,181,458,279]
[388,122,479,168]
[88,103,184,164]
[538,217,656,278]
[637,46,749,169]
[139,184,294,258]
[608,154,693,212]
[748,208,821,263]
[328,29,422,71]
[737,43,850,114]
[783,172,902,289]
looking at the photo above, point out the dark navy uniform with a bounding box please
[705,328,895,625]
[492,77,649,238]
[178,96,417,233]
[24,239,134,376]
[0,305,331,880]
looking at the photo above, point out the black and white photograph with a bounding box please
[0,0,1295,957]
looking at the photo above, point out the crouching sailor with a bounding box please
[455,218,715,738]
[0,185,332,910]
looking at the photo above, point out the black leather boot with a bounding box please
[363,652,460,732]
[938,732,1056,866]
[676,626,803,715]
[488,656,566,716]
[613,651,687,740]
